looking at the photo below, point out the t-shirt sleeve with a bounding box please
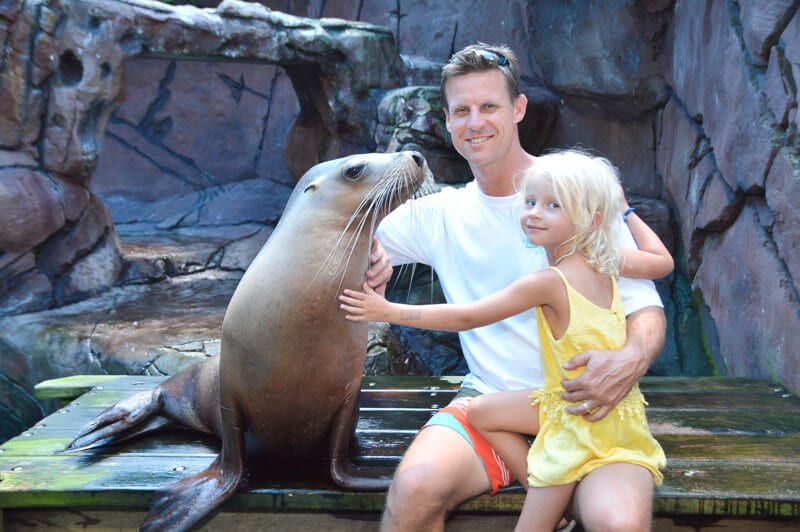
[375,192,441,266]
[615,218,664,314]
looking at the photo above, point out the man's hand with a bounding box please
[560,306,666,421]
[365,237,392,297]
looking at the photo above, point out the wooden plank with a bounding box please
[3,509,796,532]
[34,374,794,393]
[5,425,799,468]
[15,376,800,453]
[35,374,796,399]
[657,434,800,461]
[0,508,543,532]
[9,402,800,455]
[5,374,799,523]
[33,374,463,401]
[2,451,799,518]
[644,391,800,412]
[34,375,169,401]
[647,409,800,435]
[639,376,792,393]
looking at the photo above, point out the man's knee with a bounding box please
[387,463,448,510]
[382,464,450,531]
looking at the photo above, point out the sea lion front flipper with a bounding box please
[64,388,168,451]
[139,401,246,532]
[328,390,393,490]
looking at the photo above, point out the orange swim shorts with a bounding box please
[422,395,513,495]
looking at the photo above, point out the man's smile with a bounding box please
[467,135,492,145]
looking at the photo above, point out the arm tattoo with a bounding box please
[400,309,422,320]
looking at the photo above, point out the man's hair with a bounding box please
[525,149,624,276]
[441,43,522,110]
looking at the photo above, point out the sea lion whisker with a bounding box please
[304,213,363,293]
[316,199,377,292]
[308,161,420,294]
[327,178,404,292]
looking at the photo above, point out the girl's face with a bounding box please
[520,172,576,255]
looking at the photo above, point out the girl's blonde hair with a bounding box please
[526,149,623,276]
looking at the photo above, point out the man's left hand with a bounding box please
[560,306,665,422]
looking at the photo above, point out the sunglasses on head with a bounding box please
[452,48,509,67]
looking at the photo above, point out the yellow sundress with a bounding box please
[527,267,665,487]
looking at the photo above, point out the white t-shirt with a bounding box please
[376,181,663,393]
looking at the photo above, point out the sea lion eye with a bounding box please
[344,164,365,181]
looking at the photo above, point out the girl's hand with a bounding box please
[339,282,389,322]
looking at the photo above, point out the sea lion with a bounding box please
[67,151,431,531]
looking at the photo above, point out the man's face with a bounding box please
[443,70,526,171]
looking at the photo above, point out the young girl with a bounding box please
[339,149,672,530]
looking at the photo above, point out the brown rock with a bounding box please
[0,168,65,253]
[37,193,116,278]
[695,203,799,393]
[694,171,742,233]
[0,1,33,148]
[738,0,796,67]
[763,46,795,127]
[669,0,774,193]
[550,104,658,197]
[527,0,668,112]
[156,61,273,184]
[0,268,53,316]
[58,233,122,304]
[765,147,800,283]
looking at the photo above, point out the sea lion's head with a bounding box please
[297,151,431,234]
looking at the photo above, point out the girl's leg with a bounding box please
[515,483,576,532]
[467,390,539,488]
[571,462,654,531]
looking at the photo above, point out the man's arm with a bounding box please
[560,305,666,421]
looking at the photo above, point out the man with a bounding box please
[366,43,666,531]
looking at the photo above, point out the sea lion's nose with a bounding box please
[408,151,424,168]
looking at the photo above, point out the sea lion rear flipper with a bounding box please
[139,401,246,532]
[328,391,393,490]
[64,414,173,452]
[64,388,167,452]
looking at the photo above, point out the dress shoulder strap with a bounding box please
[546,266,569,286]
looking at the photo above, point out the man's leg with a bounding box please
[571,462,654,532]
[381,424,490,532]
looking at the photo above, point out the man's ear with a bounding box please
[443,107,452,133]
[513,93,528,124]
[590,211,602,231]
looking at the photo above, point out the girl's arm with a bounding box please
[339,269,561,331]
[618,189,674,279]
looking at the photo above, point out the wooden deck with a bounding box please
[0,374,799,530]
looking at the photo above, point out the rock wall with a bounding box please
[0,0,798,403]
[0,0,407,312]
[660,0,799,388]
